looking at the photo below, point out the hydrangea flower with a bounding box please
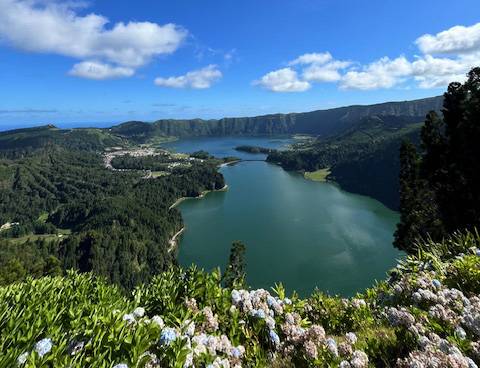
[133,307,145,318]
[17,352,29,365]
[269,330,280,346]
[231,290,241,304]
[253,309,266,319]
[455,326,467,339]
[113,364,128,368]
[34,338,53,357]
[350,350,369,368]
[346,332,357,345]
[151,315,164,328]
[230,345,245,360]
[160,327,177,345]
[122,313,135,325]
[326,337,338,357]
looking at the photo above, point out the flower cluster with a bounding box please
[384,250,480,367]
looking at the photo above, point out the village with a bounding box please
[102,146,205,178]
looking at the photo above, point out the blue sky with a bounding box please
[0,0,478,129]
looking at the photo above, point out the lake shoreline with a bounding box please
[169,184,229,210]
[168,227,185,252]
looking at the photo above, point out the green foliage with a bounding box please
[268,116,427,209]
[222,241,247,288]
[396,67,480,252]
[2,230,479,367]
[0,144,225,290]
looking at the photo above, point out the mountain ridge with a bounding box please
[111,96,443,140]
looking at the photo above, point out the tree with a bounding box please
[394,141,421,251]
[223,241,246,288]
[396,67,480,252]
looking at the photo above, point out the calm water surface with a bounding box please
[163,137,402,297]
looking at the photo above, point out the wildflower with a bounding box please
[17,352,29,365]
[113,364,128,368]
[34,338,53,358]
[122,313,136,325]
[269,330,280,346]
[151,315,164,328]
[284,298,292,305]
[133,307,145,318]
[340,361,352,368]
[160,327,177,346]
[432,279,442,289]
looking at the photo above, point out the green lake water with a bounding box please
[163,137,402,297]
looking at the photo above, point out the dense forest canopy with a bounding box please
[0,137,225,288]
[395,67,480,252]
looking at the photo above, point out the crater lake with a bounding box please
[162,137,402,297]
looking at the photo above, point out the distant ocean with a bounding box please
[0,121,117,132]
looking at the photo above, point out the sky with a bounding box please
[0,0,478,129]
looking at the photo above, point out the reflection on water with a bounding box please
[166,137,402,297]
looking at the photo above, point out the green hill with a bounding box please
[108,96,443,141]
[267,115,425,209]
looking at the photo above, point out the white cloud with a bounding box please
[340,56,412,90]
[69,61,134,80]
[154,65,222,89]
[255,22,480,92]
[253,68,311,92]
[0,0,187,77]
[289,52,333,66]
[416,22,480,55]
[303,60,352,83]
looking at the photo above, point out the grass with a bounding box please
[5,229,71,245]
[37,212,49,223]
[304,168,331,182]
[151,171,170,178]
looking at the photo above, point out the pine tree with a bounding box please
[396,67,480,252]
[223,241,246,288]
[394,141,421,251]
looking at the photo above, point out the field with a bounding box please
[304,168,331,182]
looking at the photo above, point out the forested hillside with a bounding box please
[110,96,442,141]
[0,137,225,288]
[267,115,424,209]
